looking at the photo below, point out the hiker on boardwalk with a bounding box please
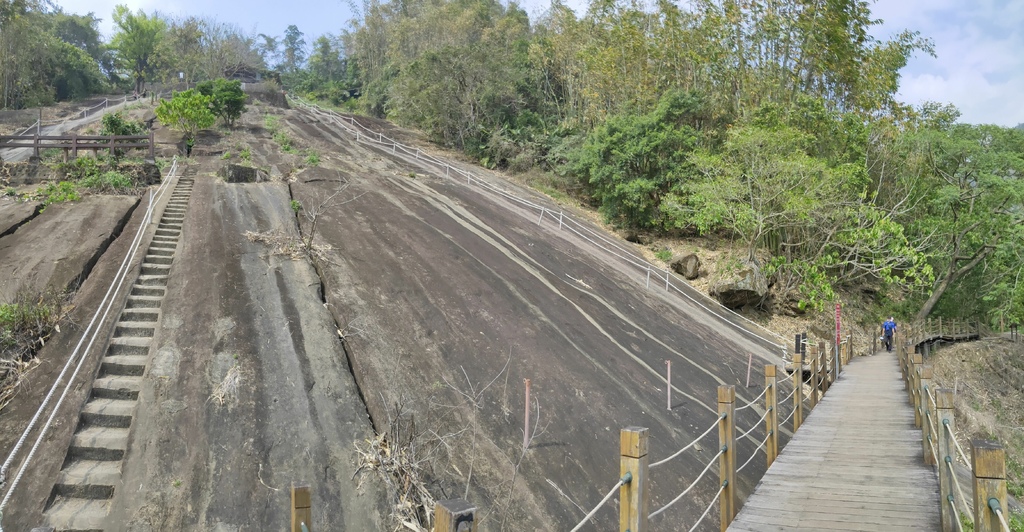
[882,316,897,352]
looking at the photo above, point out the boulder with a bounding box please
[671,253,701,280]
[710,260,768,308]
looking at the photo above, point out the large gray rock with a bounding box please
[710,260,768,308]
[671,253,701,280]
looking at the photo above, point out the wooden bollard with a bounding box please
[818,341,829,393]
[619,427,649,532]
[764,365,778,468]
[718,386,736,532]
[936,389,956,532]
[909,352,923,404]
[792,353,803,431]
[435,498,478,532]
[919,365,934,465]
[971,440,1008,532]
[808,345,819,407]
[291,484,312,532]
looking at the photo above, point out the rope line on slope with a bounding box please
[568,477,627,532]
[648,447,725,519]
[650,415,722,469]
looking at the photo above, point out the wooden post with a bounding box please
[37,108,42,136]
[148,129,155,159]
[919,365,935,465]
[792,352,803,431]
[619,427,649,532]
[32,134,40,159]
[71,132,78,158]
[911,355,923,425]
[435,499,478,532]
[765,365,778,468]
[809,345,819,408]
[909,352,922,399]
[718,386,736,532]
[971,440,1008,532]
[291,484,312,532]
[936,388,956,532]
[819,341,829,393]
[666,360,672,411]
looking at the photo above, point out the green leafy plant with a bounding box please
[196,79,247,126]
[221,151,231,160]
[655,249,672,262]
[80,171,133,192]
[305,149,320,166]
[273,130,294,152]
[155,89,216,144]
[290,199,302,213]
[264,114,280,132]
[3,187,16,197]
[240,146,252,162]
[37,181,80,207]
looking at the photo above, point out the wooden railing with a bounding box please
[0,132,155,160]
[897,336,1012,532]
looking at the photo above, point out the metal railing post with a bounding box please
[971,440,1008,532]
[619,427,649,532]
[718,386,736,532]
[936,389,956,532]
[765,365,778,468]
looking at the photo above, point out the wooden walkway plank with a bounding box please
[728,352,940,531]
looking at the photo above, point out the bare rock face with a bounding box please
[671,253,701,280]
[710,260,768,308]
[218,163,266,183]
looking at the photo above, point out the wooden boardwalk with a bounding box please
[728,352,940,531]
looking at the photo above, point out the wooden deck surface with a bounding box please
[728,352,940,531]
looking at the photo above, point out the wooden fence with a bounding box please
[0,132,155,160]
[897,326,1012,532]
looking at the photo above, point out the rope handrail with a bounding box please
[736,385,771,411]
[736,432,771,473]
[780,406,796,428]
[779,386,797,405]
[568,476,628,532]
[945,457,973,523]
[648,447,725,519]
[991,499,1011,532]
[945,422,972,468]
[0,158,178,512]
[289,96,790,352]
[686,482,726,532]
[948,496,965,532]
[736,408,772,441]
[650,415,722,469]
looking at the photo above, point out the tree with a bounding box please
[110,5,166,94]
[196,78,247,126]
[282,25,306,74]
[155,89,216,143]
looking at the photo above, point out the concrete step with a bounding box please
[140,264,171,276]
[162,208,186,215]
[43,496,110,531]
[144,255,173,265]
[125,295,162,309]
[154,229,180,238]
[53,460,122,500]
[130,285,165,297]
[146,247,174,257]
[91,376,141,400]
[107,337,150,357]
[69,426,129,461]
[157,224,182,232]
[100,354,148,377]
[80,398,136,428]
[113,323,155,338]
[135,275,168,287]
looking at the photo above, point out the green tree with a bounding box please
[110,5,166,94]
[196,78,247,126]
[282,25,306,74]
[155,89,216,143]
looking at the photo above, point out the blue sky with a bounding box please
[61,0,1023,127]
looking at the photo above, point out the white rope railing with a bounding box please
[568,477,627,532]
[779,406,796,428]
[946,423,971,468]
[289,96,790,354]
[736,432,771,473]
[650,415,721,469]
[687,482,726,532]
[948,496,965,532]
[648,447,724,519]
[0,158,177,515]
[736,409,771,441]
[992,502,1011,532]
[946,458,972,524]
[735,385,770,412]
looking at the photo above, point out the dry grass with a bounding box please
[209,363,242,406]
[244,230,334,264]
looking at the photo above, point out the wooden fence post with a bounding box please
[765,365,778,468]
[792,353,803,431]
[936,389,956,532]
[818,341,830,393]
[909,352,923,404]
[435,499,478,532]
[972,440,1008,532]
[912,357,923,427]
[809,345,819,408]
[148,129,155,159]
[919,365,934,465]
[291,484,312,532]
[619,427,649,532]
[718,386,736,532]
[70,132,78,158]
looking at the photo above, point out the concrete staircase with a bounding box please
[42,174,194,531]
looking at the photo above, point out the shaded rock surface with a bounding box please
[672,253,701,280]
[710,260,768,308]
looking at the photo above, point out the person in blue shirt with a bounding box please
[882,317,897,352]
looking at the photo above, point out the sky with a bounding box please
[58,0,1024,127]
